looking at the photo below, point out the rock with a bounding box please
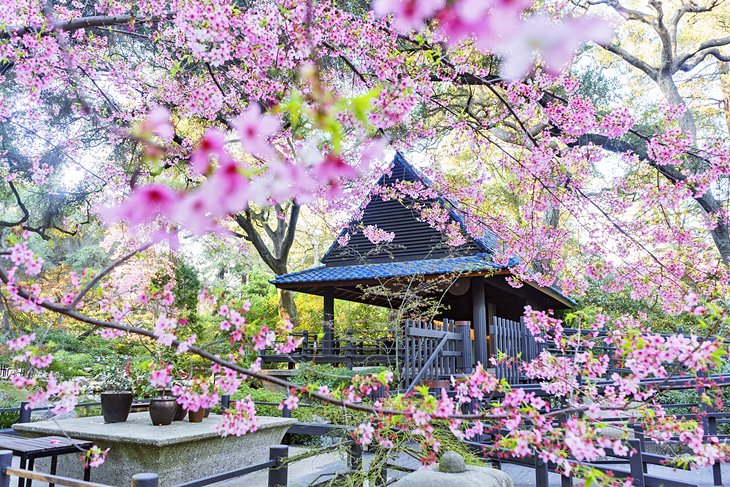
[439,451,466,473]
[392,464,514,487]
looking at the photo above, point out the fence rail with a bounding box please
[259,328,400,370]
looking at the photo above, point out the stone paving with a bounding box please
[220,446,730,487]
[6,444,730,486]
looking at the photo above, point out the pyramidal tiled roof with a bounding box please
[319,153,500,265]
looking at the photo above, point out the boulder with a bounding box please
[439,451,466,473]
[392,452,513,487]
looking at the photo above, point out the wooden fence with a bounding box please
[402,319,469,393]
[491,316,545,384]
[260,316,548,387]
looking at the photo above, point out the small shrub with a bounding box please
[231,385,317,422]
[291,363,393,391]
[0,403,20,429]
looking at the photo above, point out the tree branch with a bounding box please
[0,13,175,40]
[233,212,285,273]
[601,43,658,79]
[69,243,154,309]
[0,182,29,228]
[675,37,730,71]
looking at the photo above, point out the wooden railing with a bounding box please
[259,328,400,369]
[0,449,160,487]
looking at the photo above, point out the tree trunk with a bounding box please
[656,74,697,141]
[278,288,299,325]
[719,62,730,135]
[233,203,301,327]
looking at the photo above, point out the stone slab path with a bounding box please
[6,445,730,486]
[214,446,730,487]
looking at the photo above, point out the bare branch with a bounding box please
[0,182,29,228]
[648,0,675,69]
[601,43,658,79]
[590,0,655,24]
[675,37,730,71]
[0,13,175,40]
[69,243,154,309]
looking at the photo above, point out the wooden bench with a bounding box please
[0,433,92,487]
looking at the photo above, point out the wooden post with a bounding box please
[323,288,335,356]
[19,401,30,423]
[130,473,159,487]
[348,442,363,471]
[534,456,549,487]
[703,387,723,486]
[456,321,473,373]
[709,414,722,486]
[345,330,354,370]
[301,331,309,358]
[471,277,488,367]
[633,425,647,474]
[281,404,291,419]
[268,445,289,487]
[628,439,645,486]
[0,450,11,487]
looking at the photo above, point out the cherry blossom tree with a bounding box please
[1,0,730,483]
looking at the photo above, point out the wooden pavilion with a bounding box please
[270,154,573,385]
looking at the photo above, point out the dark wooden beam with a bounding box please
[472,277,488,367]
[323,287,335,355]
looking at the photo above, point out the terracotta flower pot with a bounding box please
[204,408,211,418]
[149,398,177,426]
[101,391,133,423]
[188,408,205,423]
[173,401,187,421]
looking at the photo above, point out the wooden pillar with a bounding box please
[471,277,488,367]
[323,287,335,355]
[487,302,496,356]
[456,320,473,373]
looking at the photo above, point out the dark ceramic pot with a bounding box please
[173,401,187,421]
[101,391,133,423]
[188,408,205,423]
[149,398,177,426]
[204,408,210,418]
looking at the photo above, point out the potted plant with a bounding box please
[175,377,217,423]
[188,407,205,423]
[99,362,134,424]
[173,400,187,421]
[149,396,177,425]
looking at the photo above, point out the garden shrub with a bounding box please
[48,350,97,379]
[0,402,20,429]
[231,385,317,422]
[291,363,394,391]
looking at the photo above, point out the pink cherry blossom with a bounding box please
[232,104,281,160]
[100,185,179,226]
[373,0,445,33]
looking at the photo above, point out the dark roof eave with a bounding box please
[522,280,577,309]
[269,268,511,290]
